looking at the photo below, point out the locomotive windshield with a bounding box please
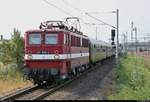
[45,34,58,44]
[29,34,41,44]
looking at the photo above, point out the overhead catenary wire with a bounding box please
[42,0,117,29]
[85,12,117,29]
[61,0,93,26]
[61,0,116,29]
[60,1,115,41]
[87,11,116,14]
[42,0,73,16]
[42,0,117,40]
[61,0,84,14]
[42,0,84,30]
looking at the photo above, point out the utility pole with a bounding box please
[122,33,126,54]
[116,9,119,63]
[131,21,134,53]
[135,27,138,53]
[96,26,98,40]
[148,40,150,55]
[126,32,128,52]
[131,21,134,43]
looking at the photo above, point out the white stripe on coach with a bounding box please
[25,53,89,60]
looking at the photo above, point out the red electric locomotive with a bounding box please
[24,19,90,85]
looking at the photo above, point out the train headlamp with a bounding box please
[54,54,60,59]
[27,54,33,59]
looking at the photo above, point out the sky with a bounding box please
[0,0,150,43]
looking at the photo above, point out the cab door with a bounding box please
[64,33,71,71]
[64,33,71,59]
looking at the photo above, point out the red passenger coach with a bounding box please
[24,21,90,84]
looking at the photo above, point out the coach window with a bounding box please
[29,34,41,44]
[45,34,58,44]
[103,46,106,52]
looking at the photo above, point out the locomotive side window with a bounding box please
[82,38,89,47]
[77,37,81,47]
[29,34,41,44]
[45,34,58,44]
[71,35,76,46]
[64,34,70,45]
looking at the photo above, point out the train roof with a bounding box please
[89,39,112,47]
[25,29,89,39]
[25,29,67,33]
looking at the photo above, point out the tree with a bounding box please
[0,40,14,65]
[0,28,24,70]
[11,28,24,69]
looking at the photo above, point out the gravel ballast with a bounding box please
[45,58,116,100]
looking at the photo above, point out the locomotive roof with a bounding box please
[25,29,67,33]
[89,38,112,47]
[25,29,88,38]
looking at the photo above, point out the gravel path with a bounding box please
[44,58,116,100]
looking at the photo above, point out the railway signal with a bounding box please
[111,29,115,41]
[111,29,115,45]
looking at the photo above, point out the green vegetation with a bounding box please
[0,28,24,69]
[0,28,24,80]
[0,29,31,95]
[0,66,31,96]
[109,54,150,100]
[0,64,23,80]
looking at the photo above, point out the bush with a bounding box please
[0,64,23,80]
[109,55,150,100]
[0,62,4,69]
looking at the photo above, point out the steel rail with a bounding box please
[0,85,39,102]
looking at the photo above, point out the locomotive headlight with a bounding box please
[27,54,33,59]
[54,54,60,59]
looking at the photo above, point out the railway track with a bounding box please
[0,58,113,101]
[0,85,40,102]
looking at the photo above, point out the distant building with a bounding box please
[126,42,150,52]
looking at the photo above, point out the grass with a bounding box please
[0,63,32,96]
[109,54,150,100]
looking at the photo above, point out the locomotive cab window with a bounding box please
[45,34,58,44]
[29,34,41,44]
